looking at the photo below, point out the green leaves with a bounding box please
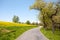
[12,15,19,23]
[30,0,46,10]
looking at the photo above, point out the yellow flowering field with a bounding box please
[0,21,36,27]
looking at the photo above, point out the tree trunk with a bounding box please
[50,7,58,33]
[52,22,55,33]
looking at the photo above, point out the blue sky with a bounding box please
[0,0,58,23]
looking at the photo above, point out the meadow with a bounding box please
[0,21,37,40]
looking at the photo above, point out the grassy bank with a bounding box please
[40,28,60,40]
[0,26,36,40]
[0,21,37,40]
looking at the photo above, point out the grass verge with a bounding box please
[0,26,37,40]
[40,28,60,40]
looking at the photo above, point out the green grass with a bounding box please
[0,26,37,40]
[40,28,60,40]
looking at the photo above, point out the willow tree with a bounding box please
[30,0,47,28]
[30,0,60,33]
[53,2,60,30]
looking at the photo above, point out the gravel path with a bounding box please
[16,26,49,40]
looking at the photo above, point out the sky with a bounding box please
[0,0,58,23]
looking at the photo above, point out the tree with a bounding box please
[12,15,19,23]
[31,22,36,25]
[35,22,38,25]
[30,0,54,29]
[30,0,60,33]
[54,1,60,30]
[26,20,30,24]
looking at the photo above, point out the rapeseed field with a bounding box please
[0,21,36,40]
